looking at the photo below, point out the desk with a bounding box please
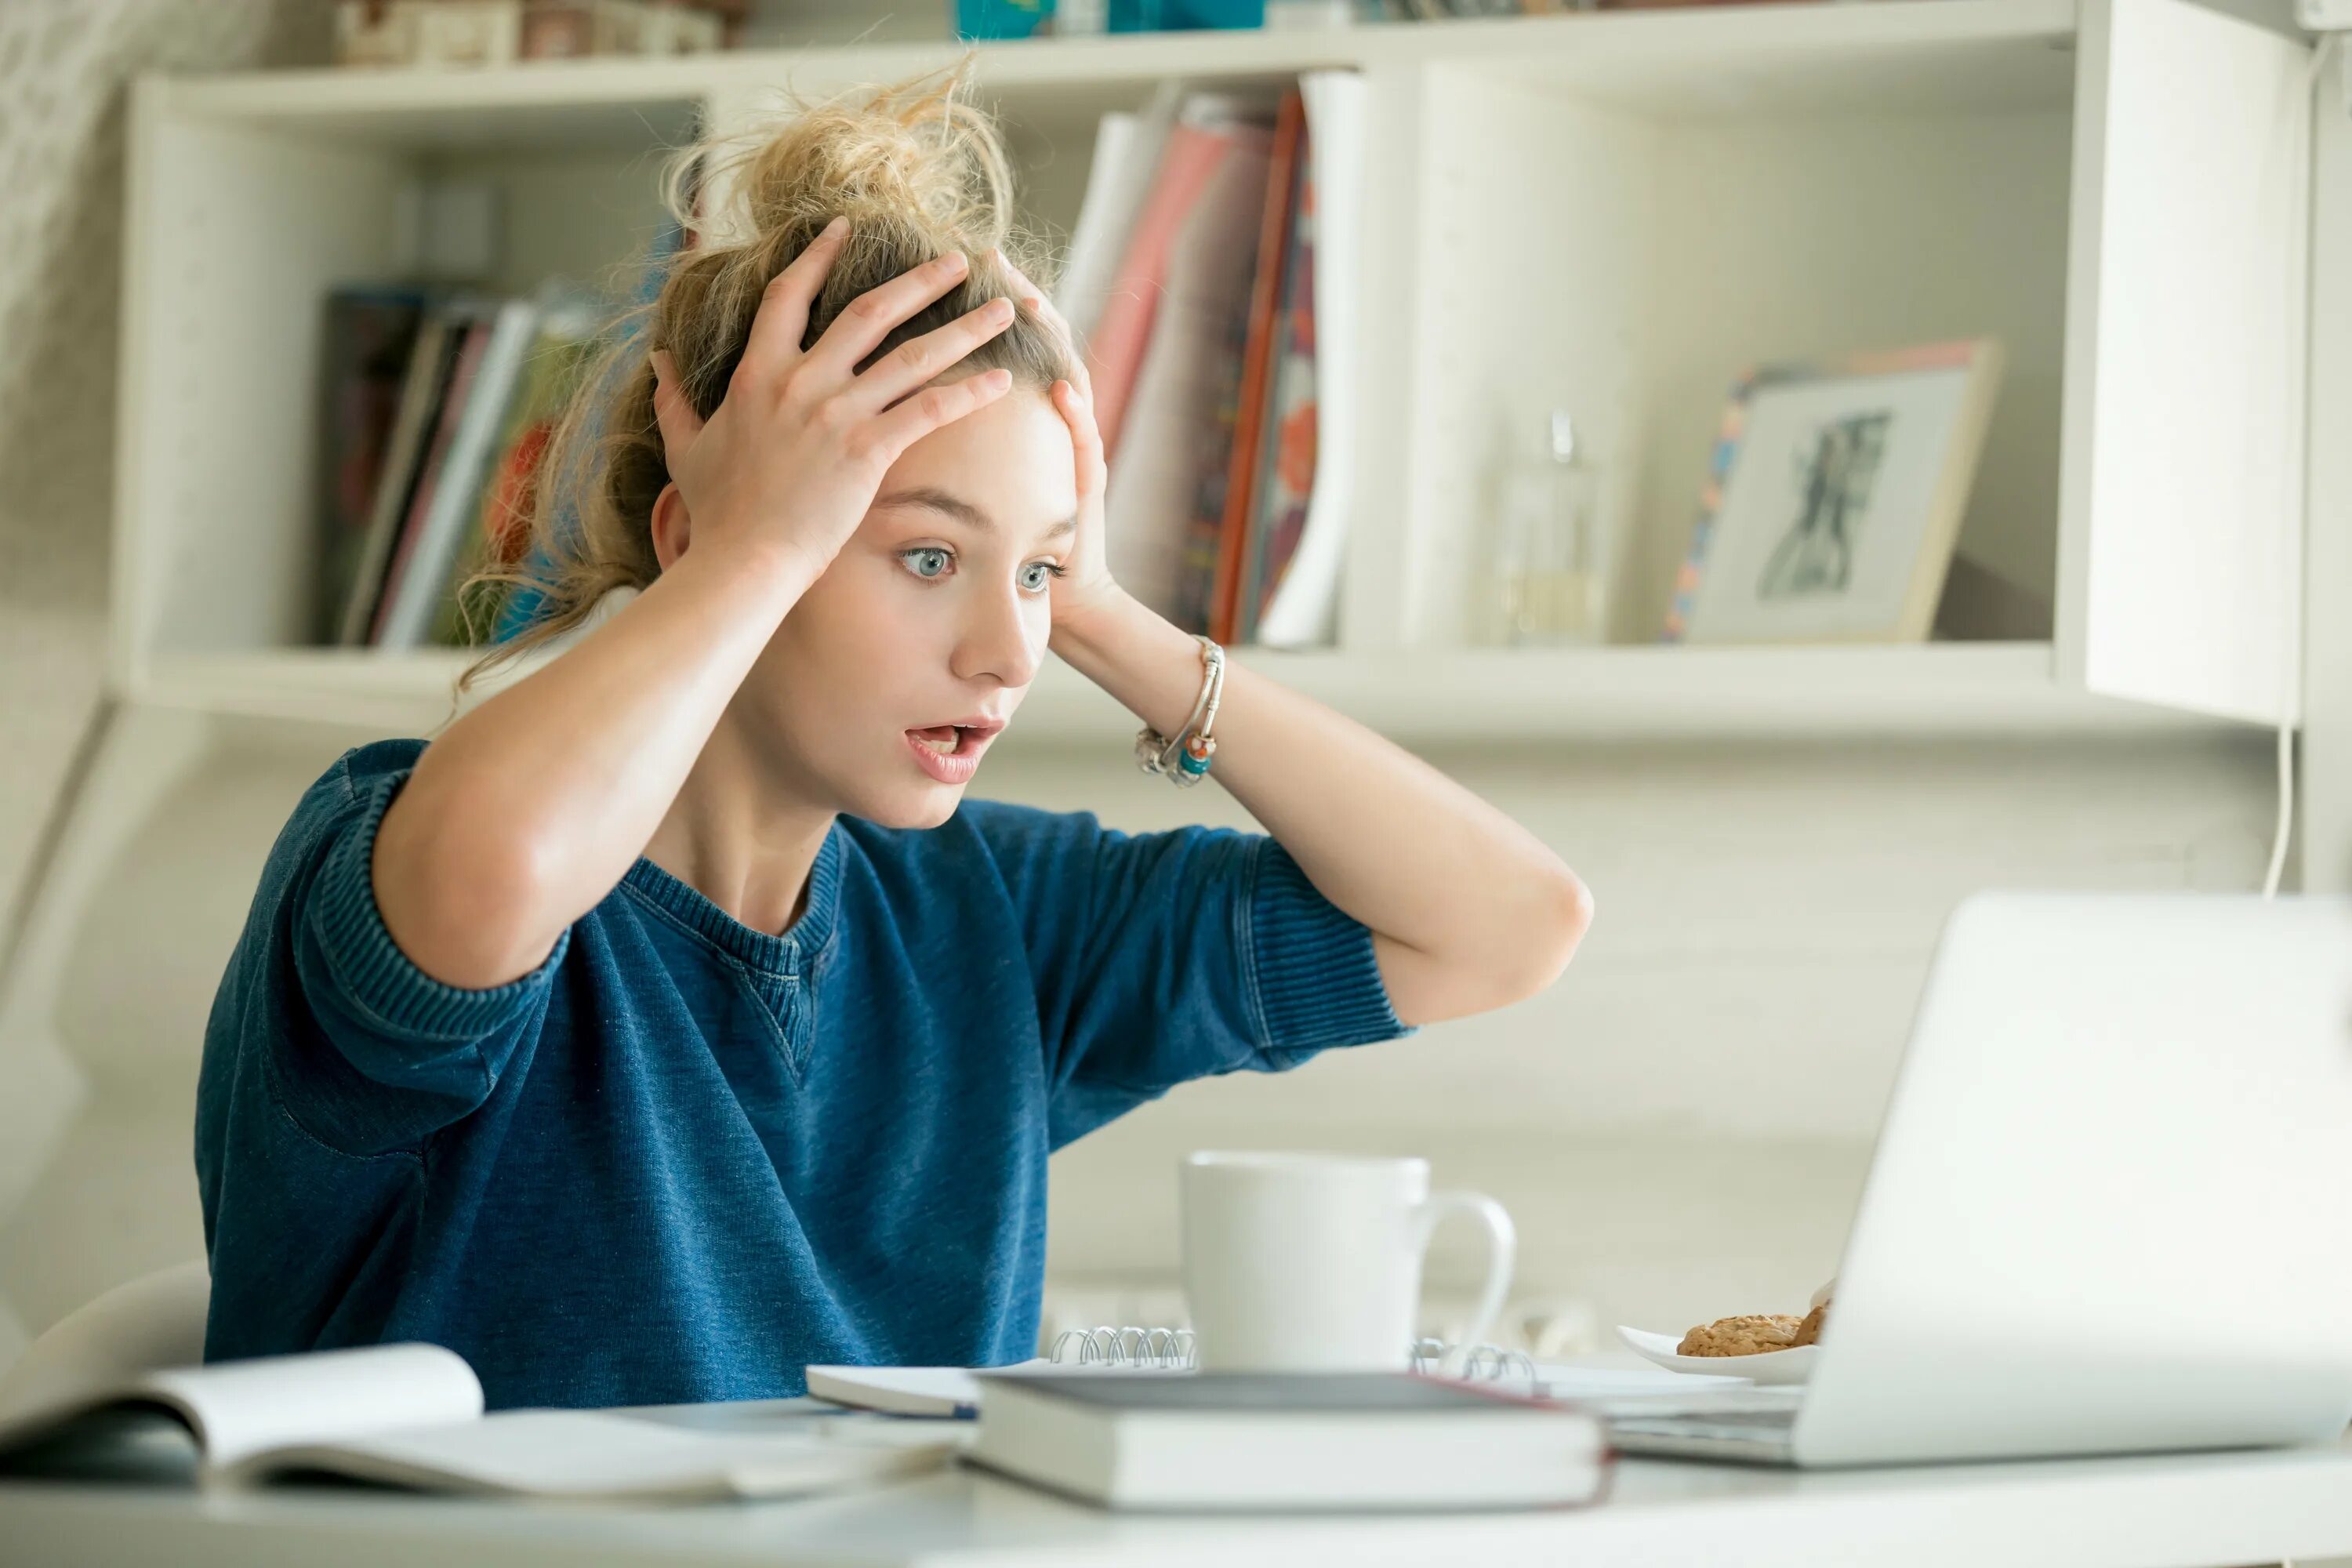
[7,1434,2352,1568]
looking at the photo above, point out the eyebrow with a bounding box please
[872,485,1078,540]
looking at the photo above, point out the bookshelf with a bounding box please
[114,0,2315,742]
[140,640,2234,743]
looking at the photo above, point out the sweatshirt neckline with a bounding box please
[619,820,844,977]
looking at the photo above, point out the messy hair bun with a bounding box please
[456,53,1076,696]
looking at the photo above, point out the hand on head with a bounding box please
[645,217,1017,587]
[985,249,1119,633]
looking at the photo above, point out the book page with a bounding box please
[144,1342,481,1472]
[0,1261,211,1436]
[227,1409,956,1501]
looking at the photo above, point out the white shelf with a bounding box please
[152,0,2076,137]
[133,641,2246,745]
[112,0,2311,742]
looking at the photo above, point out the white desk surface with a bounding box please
[6,1422,2352,1568]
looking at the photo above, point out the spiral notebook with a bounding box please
[805,1328,1687,1419]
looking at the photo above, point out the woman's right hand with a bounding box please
[648,216,1019,586]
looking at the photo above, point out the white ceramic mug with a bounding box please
[1178,1151,1517,1372]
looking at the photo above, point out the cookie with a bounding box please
[1791,1300,1828,1347]
[1676,1313,1803,1356]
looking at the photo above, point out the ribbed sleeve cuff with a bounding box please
[307,766,572,1043]
[1247,838,1417,1055]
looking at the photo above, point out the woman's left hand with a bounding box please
[991,250,1123,637]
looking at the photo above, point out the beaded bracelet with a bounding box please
[1134,635,1224,788]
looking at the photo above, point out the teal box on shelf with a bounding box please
[955,0,1053,38]
[953,0,1265,33]
[1108,0,1264,25]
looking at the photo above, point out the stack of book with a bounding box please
[1059,72,1365,648]
[313,281,604,651]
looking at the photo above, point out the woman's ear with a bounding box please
[650,481,691,572]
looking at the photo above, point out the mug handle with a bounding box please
[1412,1189,1516,1370]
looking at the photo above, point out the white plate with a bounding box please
[1617,1325,1817,1385]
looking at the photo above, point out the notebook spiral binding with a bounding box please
[1410,1337,1539,1385]
[1049,1327,1197,1368]
[1044,1327,1537,1384]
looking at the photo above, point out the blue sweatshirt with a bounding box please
[194,738,1415,1409]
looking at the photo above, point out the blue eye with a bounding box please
[900,547,951,580]
[1019,561,1060,594]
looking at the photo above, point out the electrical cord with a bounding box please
[2263,31,2344,898]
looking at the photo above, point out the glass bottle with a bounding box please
[1488,408,1606,646]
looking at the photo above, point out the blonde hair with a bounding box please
[455,53,1078,695]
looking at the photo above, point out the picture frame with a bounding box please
[1661,339,2005,644]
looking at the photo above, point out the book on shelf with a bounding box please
[368,299,508,648]
[1082,97,1232,466]
[0,1339,953,1501]
[333,299,458,646]
[1218,83,1305,646]
[314,75,1363,660]
[1064,71,1361,650]
[1054,80,1183,351]
[1249,69,1364,649]
[427,293,608,647]
[317,280,603,652]
[1102,96,1272,622]
[492,211,699,646]
[314,285,431,645]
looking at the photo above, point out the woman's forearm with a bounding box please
[377,540,815,989]
[1047,591,1592,1026]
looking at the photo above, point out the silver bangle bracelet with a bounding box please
[1135,636,1224,786]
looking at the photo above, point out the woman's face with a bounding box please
[738,382,1080,828]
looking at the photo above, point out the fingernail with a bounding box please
[989,296,1014,320]
[823,216,848,238]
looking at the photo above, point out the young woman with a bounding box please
[194,65,1592,1410]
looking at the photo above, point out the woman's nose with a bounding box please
[951,579,1044,689]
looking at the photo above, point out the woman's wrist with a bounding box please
[1048,590,1211,742]
[1045,583,1151,664]
[663,532,826,626]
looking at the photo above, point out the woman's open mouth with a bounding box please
[902,715,1006,786]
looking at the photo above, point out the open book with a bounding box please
[0,1341,954,1502]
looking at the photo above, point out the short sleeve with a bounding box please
[242,743,569,1154]
[959,801,1417,1148]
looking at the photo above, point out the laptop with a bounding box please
[1609,891,2352,1468]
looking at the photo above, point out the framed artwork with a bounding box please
[1661,339,2005,644]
